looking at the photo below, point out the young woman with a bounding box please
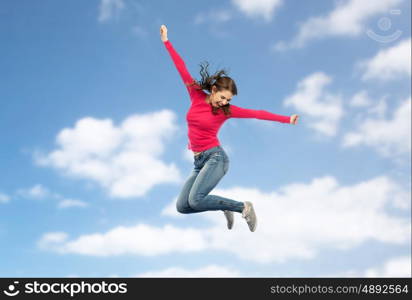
[160,25,299,232]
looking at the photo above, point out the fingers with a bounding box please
[160,25,168,40]
[160,25,168,41]
[291,115,299,125]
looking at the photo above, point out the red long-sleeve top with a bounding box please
[163,40,291,152]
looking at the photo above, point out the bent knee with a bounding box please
[176,203,190,214]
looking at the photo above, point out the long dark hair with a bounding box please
[188,61,237,116]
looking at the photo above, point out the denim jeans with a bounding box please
[176,145,245,214]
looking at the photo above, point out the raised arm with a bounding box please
[160,25,198,97]
[229,104,292,124]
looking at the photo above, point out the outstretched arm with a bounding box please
[229,104,299,124]
[160,25,197,97]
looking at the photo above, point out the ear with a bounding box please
[211,85,217,94]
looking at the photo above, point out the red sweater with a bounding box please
[164,40,291,152]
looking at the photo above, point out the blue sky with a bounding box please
[0,0,411,277]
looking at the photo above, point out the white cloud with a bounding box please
[202,176,410,263]
[0,192,10,204]
[182,144,233,164]
[71,266,240,278]
[132,25,148,38]
[283,72,344,136]
[350,90,389,119]
[349,90,373,108]
[328,256,411,277]
[58,199,88,209]
[342,97,411,157]
[38,224,208,256]
[34,110,182,198]
[231,0,283,22]
[195,10,233,25]
[366,97,388,118]
[364,256,411,277]
[136,265,241,277]
[183,148,195,163]
[17,184,53,200]
[274,0,403,50]
[38,232,69,252]
[359,38,411,81]
[161,196,183,218]
[39,175,410,264]
[16,184,87,209]
[65,274,81,278]
[98,0,125,23]
[194,9,234,39]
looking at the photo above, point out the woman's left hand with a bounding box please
[290,114,299,125]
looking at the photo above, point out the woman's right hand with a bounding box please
[160,25,168,42]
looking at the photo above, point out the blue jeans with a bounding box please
[176,146,245,214]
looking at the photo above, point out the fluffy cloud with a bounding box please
[161,195,183,218]
[193,9,234,38]
[58,199,88,209]
[349,90,374,108]
[136,265,241,277]
[342,97,411,157]
[132,25,148,38]
[98,0,125,23]
[274,0,403,50]
[38,224,208,256]
[349,90,389,121]
[231,0,283,22]
[0,192,10,204]
[195,10,232,25]
[17,184,55,199]
[364,256,411,277]
[359,38,411,81]
[17,184,87,209]
[34,110,182,198]
[38,232,69,252]
[283,72,343,136]
[328,256,411,277]
[197,176,410,264]
[39,175,410,265]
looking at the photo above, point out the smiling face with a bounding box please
[207,86,234,108]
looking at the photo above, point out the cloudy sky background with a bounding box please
[0,0,411,277]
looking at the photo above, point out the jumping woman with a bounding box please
[160,25,299,232]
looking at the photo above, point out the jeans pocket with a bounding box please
[205,152,222,165]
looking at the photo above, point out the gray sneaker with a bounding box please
[242,201,257,232]
[223,210,234,230]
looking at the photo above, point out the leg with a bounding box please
[176,169,201,214]
[188,152,244,213]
